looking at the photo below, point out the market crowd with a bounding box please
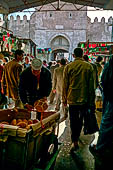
[0,47,113,169]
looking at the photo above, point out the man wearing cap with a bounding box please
[19,58,52,111]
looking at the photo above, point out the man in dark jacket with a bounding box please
[19,58,52,111]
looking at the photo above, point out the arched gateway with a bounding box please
[50,35,70,60]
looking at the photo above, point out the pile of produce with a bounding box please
[0,118,39,129]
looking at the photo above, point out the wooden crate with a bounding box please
[0,109,34,170]
[0,110,60,170]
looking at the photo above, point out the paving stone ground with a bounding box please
[47,102,102,170]
[54,118,95,170]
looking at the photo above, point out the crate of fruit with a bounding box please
[0,108,60,170]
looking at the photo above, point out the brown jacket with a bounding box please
[62,58,95,106]
[50,64,59,80]
[52,65,65,95]
[1,59,22,99]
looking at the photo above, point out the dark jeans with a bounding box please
[69,104,87,143]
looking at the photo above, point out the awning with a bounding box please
[0,0,113,14]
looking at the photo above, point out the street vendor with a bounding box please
[19,58,52,112]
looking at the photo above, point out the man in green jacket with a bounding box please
[62,48,95,152]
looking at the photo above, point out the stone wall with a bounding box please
[8,15,30,39]
[87,16,112,42]
[29,3,87,53]
[7,3,113,55]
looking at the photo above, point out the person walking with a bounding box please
[0,59,3,93]
[1,49,24,108]
[19,58,52,111]
[52,58,67,116]
[89,56,113,169]
[95,56,103,83]
[62,47,95,152]
[49,60,60,104]
[83,55,98,90]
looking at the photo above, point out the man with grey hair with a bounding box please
[19,58,52,111]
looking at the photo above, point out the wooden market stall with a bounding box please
[79,41,113,112]
[0,108,60,170]
[79,41,113,62]
[18,38,37,58]
[0,26,18,53]
[0,26,20,61]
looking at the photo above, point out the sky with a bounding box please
[87,7,113,22]
[10,9,113,23]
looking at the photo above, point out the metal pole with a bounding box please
[29,19,30,39]
[3,14,8,29]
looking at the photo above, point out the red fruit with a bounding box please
[28,119,33,125]
[33,119,39,124]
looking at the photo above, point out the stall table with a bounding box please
[0,108,60,170]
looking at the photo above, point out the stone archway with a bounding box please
[50,35,70,60]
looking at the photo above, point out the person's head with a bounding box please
[43,60,46,64]
[0,59,3,65]
[3,57,9,63]
[56,60,61,64]
[96,56,103,63]
[14,50,24,62]
[83,55,89,62]
[60,58,66,66]
[48,61,52,67]
[31,58,42,76]
[53,61,56,65]
[25,56,29,64]
[73,48,83,58]
[43,60,47,67]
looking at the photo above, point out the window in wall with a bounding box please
[50,13,52,17]
[59,38,62,45]
[69,13,72,18]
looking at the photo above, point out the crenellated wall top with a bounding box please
[8,14,113,25]
[9,15,29,21]
[87,16,113,24]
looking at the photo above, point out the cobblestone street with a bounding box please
[48,102,97,170]
[55,119,95,170]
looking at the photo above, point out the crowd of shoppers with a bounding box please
[0,47,113,169]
